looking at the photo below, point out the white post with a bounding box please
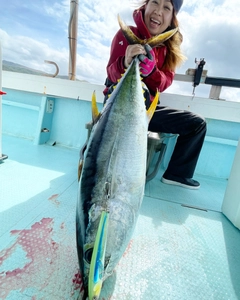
[222,139,240,229]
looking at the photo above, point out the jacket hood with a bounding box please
[133,8,151,40]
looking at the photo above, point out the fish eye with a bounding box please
[84,248,93,264]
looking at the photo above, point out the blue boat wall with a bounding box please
[2,70,240,180]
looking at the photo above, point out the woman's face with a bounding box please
[144,0,173,36]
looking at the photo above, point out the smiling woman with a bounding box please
[143,0,174,36]
[103,0,207,189]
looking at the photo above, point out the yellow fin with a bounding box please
[118,14,178,47]
[118,14,142,45]
[92,91,100,124]
[146,28,178,47]
[147,91,159,122]
[78,159,83,182]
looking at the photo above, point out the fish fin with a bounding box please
[78,159,83,182]
[118,14,142,45]
[78,142,88,181]
[146,28,178,48]
[118,14,178,48]
[92,91,101,124]
[88,211,109,300]
[147,91,159,122]
[142,88,147,102]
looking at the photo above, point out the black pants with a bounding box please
[149,103,207,178]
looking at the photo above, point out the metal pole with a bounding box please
[68,0,79,80]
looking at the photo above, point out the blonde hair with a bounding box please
[136,0,186,71]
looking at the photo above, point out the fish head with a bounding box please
[106,56,158,123]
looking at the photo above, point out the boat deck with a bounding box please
[1,134,240,300]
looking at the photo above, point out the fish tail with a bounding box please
[118,14,178,47]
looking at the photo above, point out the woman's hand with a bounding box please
[139,45,156,77]
[124,44,146,68]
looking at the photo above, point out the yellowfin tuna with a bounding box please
[76,18,178,299]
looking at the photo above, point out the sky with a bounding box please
[0,0,240,101]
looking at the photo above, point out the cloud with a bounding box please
[0,29,68,75]
[77,0,135,83]
[44,0,69,20]
[0,0,239,101]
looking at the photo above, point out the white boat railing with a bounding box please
[175,67,240,100]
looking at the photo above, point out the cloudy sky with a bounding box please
[0,0,240,101]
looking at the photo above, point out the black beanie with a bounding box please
[172,0,183,13]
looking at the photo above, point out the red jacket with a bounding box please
[104,8,175,96]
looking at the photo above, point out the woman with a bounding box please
[104,0,207,189]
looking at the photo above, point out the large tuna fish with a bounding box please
[76,20,178,300]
